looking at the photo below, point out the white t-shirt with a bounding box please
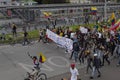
[97,32,102,38]
[70,33,75,39]
[70,67,79,80]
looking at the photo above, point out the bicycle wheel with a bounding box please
[37,73,47,80]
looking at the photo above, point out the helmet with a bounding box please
[70,63,75,68]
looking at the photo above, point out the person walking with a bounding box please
[116,42,120,66]
[38,29,43,42]
[85,50,93,73]
[72,42,80,62]
[12,23,17,37]
[70,63,80,80]
[23,30,30,45]
[90,54,101,79]
[102,49,110,66]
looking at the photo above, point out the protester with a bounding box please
[90,54,101,79]
[116,42,120,66]
[102,49,110,66]
[85,50,93,73]
[12,23,17,37]
[70,63,80,80]
[23,30,30,45]
[38,29,44,42]
[72,42,80,62]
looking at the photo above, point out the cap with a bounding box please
[94,54,98,56]
[85,50,90,54]
[71,63,75,68]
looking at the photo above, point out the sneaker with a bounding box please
[108,62,110,65]
[65,51,67,53]
[97,75,101,78]
[90,76,93,79]
[116,64,120,67]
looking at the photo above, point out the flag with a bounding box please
[39,52,46,63]
[108,13,116,26]
[111,18,115,26]
[109,19,120,31]
[43,12,52,18]
[91,7,97,15]
[91,7,97,11]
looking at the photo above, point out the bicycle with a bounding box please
[24,52,47,80]
[24,68,47,80]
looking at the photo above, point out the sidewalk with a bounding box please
[48,59,120,80]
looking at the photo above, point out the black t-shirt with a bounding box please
[73,42,79,51]
[24,32,28,37]
[13,25,16,31]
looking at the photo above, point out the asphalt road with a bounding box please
[48,59,120,80]
[0,41,84,80]
[0,42,120,80]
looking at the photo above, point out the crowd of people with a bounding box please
[0,16,120,80]
[39,24,120,80]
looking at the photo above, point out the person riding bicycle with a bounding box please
[27,53,40,76]
[25,52,47,80]
[32,56,40,69]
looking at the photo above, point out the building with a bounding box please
[90,0,117,3]
[69,0,91,3]
[0,0,11,5]
[69,0,118,3]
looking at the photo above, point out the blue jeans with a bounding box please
[73,51,79,62]
[91,66,101,78]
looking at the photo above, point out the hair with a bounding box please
[33,56,37,59]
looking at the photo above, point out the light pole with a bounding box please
[104,0,107,21]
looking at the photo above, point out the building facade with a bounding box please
[69,0,91,3]
[90,0,117,3]
[69,0,118,3]
[0,0,11,5]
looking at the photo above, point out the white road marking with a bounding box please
[48,56,70,68]
[18,62,54,72]
[18,63,32,73]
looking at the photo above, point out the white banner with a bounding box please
[80,26,88,34]
[46,29,73,50]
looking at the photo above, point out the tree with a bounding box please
[117,0,120,2]
[33,0,43,4]
[33,0,69,4]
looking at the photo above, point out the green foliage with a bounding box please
[0,30,39,44]
[70,24,95,31]
[33,0,43,4]
[33,0,69,4]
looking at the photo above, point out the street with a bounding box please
[0,42,119,80]
[0,42,83,80]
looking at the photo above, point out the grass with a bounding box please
[0,23,101,44]
[0,30,39,44]
[70,23,96,31]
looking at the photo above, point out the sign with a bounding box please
[46,29,73,50]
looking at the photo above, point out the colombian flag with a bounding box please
[43,12,52,18]
[109,19,120,31]
[91,7,97,15]
[39,52,46,63]
[108,13,116,26]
